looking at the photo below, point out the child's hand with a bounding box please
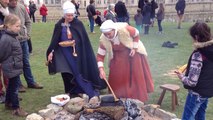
[174,70,182,80]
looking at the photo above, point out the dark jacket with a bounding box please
[29,2,37,14]
[142,2,151,24]
[185,45,213,97]
[134,13,143,25]
[150,0,158,18]
[0,30,23,78]
[86,4,96,18]
[175,0,186,14]
[46,18,106,90]
[156,8,164,20]
[138,0,145,11]
[115,1,127,18]
[105,11,117,22]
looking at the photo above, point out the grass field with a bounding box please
[0,20,213,120]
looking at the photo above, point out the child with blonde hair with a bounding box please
[0,14,28,117]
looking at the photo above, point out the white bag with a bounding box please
[51,94,70,106]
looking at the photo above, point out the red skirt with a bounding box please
[108,44,154,102]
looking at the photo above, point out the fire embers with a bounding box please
[124,99,143,119]
[78,97,143,120]
[79,112,112,120]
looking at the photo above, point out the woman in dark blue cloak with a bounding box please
[46,1,106,103]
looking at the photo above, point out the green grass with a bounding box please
[0,20,213,120]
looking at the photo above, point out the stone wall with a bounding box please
[34,2,213,22]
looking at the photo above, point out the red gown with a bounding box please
[97,25,154,102]
[107,43,154,102]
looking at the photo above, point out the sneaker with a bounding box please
[18,85,26,93]
[12,108,28,117]
[0,95,5,103]
[28,83,43,89]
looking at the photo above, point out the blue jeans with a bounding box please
[42,15,46,22]
[89,17,94,32]
[157,20,162,32]
[182,91,209,120]
[5,76,20,109]
[20,41,36,86]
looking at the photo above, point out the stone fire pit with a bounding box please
[26,95,180,120]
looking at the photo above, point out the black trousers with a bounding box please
[29,13,35,23]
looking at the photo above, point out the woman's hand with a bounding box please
[99,67,106,80]
[129,49,136,57]
[48,52,53,63]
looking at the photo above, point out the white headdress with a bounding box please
[62,1,76,14]
[100,20,117,33]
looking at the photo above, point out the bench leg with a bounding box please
[157,89,166,105]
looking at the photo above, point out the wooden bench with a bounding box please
[157,84,180,111]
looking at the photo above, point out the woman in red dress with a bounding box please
[97,20,154,102]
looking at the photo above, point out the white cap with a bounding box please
[100,20,116,33]
[62,1,76,14]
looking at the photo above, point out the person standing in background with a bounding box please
[19,0,33,54]
[175,0,185,29]
[134,8,143,35]
[142,0,151,34]
[105,3,116,22]
[71,0,80,18]
[29,0,36,23]
[138,0,144,12]
[86,0,96,33]
[156,3,164,34]
[150,0,158,27]
[39,3,48,22]
[8,0,43,92]
[114,0,129,23]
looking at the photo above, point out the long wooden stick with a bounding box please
[104,78,119,101]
